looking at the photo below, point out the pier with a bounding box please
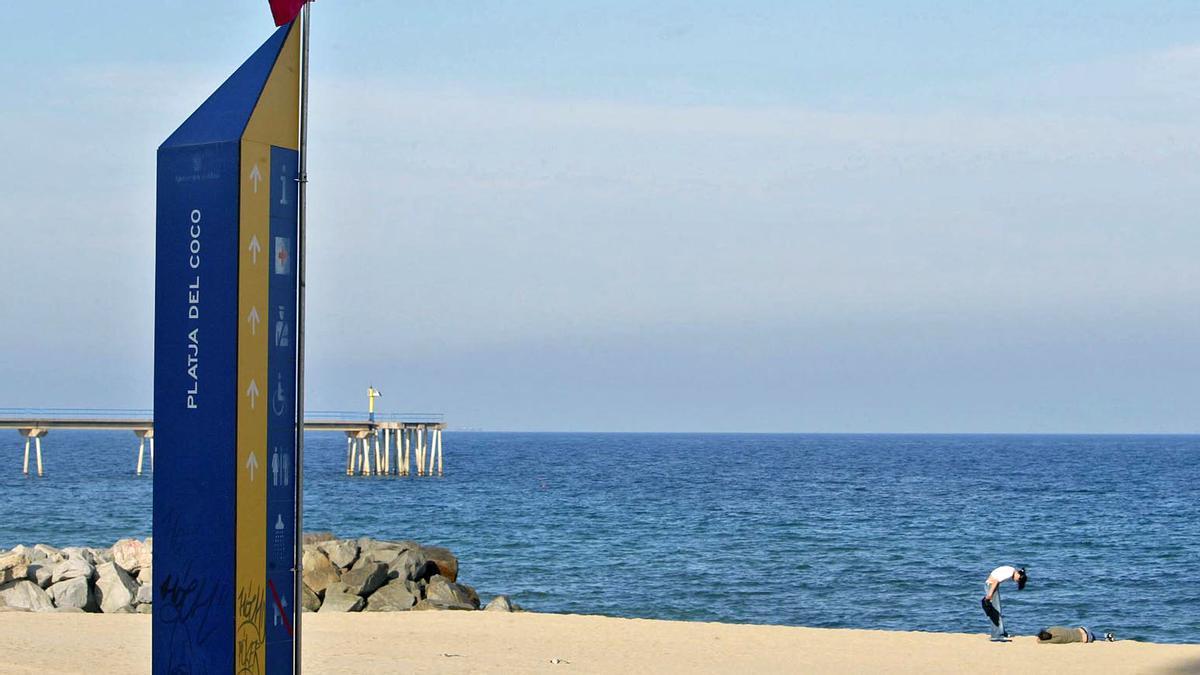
[0,408,446,477]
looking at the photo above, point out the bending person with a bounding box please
[982,564,1027,640]
[1037,626,1115,643]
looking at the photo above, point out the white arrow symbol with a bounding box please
[247,306,260,335]
[248,235,262,264]
[249,164,262,193]
[246,379,260,408]
[246,451,259,481]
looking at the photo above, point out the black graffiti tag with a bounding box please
[236,585,265,675]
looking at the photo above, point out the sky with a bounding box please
[0,1,1198,432]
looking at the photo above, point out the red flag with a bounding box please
[268,0,307,26]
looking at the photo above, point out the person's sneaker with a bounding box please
[1105,633,1115,642]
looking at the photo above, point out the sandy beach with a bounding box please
[0,612,1196,674]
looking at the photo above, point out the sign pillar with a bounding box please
[154,22,301,675]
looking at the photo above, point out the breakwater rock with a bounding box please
[0,535,520,615]
[299,533,520,614]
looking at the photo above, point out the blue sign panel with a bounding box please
[266,147,298,571]
[153,142,240,674]
[264,146,299,674]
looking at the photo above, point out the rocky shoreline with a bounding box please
[0,534,519,615]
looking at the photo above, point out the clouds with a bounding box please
[292,49,1200,430]
[304,48,1200,325]
[0,12,1197,430]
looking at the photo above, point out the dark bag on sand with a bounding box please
[981,597,1001,626]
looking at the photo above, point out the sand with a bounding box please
[0,611,1196,674]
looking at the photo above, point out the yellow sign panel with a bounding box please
[236,140,270,674]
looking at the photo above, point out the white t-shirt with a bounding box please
[987,565,1017,585]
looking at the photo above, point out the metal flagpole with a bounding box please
[294,2,310,672]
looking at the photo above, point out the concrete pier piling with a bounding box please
[339,423,446,478]
[401,428,411,476]
[135,429,155,476]
[416,427,425,476]
[20,428,48,477]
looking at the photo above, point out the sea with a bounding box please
[2,432,1196,644]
